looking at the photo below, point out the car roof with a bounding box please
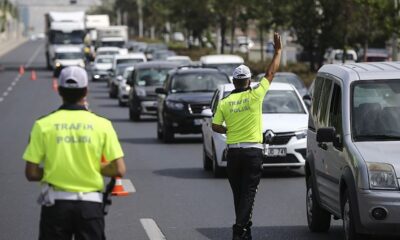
[97,47,120,51]
[114,53,146,59]
[174,67,226,75]
[200,54,244,64]
[133,61,179,69]
[54,45,81,52]
[319,61,400,82]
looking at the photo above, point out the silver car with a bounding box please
[306,62,400,239]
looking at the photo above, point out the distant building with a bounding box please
[13,0,101,36]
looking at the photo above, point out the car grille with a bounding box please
[188,104,209,114]
[269,132,295,145]
[263,154,299,164]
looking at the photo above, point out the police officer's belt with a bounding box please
[53,191,103,203]
[227,143,263,149]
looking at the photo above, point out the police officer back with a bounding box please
[23,66,126,240]
[212,33,282,240]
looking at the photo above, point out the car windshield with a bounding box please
[101,41,125,48]
[116,65,131,75]
[123,69,133,79]
[135,68,171,86]
[97,51,119,56]
[203,63,241,76]
[334,53,355,60]
[273,75,306,91]
[116,58,144,65]
[50,30,84,44]
[263,90,305,113]
[352,80,400,141]
[96,58,113,64]
[171,72,229,93]
[55,52,83,60]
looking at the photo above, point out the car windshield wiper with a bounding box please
[355,134,400,140]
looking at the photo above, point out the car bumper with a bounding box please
[165,112,204,134]
[141,101,158,115]
[357,189,400,235]
[92,72,110,81]
[262,137,306,168]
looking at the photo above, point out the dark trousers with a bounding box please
[227,148,263,228]
[39,200,105,240]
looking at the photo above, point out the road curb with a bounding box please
[0,37,27,58]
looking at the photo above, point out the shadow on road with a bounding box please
[262,168,305,178]
[197,225,343,240]
[119,137,159,145]
[153,168,214,179]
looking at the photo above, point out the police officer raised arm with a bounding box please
[23,66,126,240]
[211,33,282,240]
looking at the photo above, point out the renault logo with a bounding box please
[264,130,275,144]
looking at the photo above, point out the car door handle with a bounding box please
[318,143,328,150]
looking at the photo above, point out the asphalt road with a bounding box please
[0,40,344,240]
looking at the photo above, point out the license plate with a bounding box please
[265,148,287,157]
[194,119,203,125]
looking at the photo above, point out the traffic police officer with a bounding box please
[23,66,126,240]
[212,33,282,240]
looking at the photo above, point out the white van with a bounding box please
[52,45,85,69]
[200,54,244,79]
[324,49,357,64]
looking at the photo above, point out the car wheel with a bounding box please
[118,99,126,107]
[306,176,331,232]
[212,143,224,178]
[203,145,212,171]
[129,107,140,121]
[157,118,163,140]
[343,189,363,240]
[162,118,174,143]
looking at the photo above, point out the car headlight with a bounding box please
[166,100,184,110]
[135,88,146,97]
[367,163,398,190]
[55,62,61,67]
[124,85,131,91]
[78,61,85,68]
[295,129,307,139]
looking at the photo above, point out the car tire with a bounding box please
[118,99,126,107]
[212,143,224,178]
[157,118,163,140]
[129,107,140,121]
[306,176,331,232]
[343,189,364,240]
[203,145,212,171]
[162,117,174,143]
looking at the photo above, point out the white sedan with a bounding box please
[201,82,309,177]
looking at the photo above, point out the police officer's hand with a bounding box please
[273,32,282,52]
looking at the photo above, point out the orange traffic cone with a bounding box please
[31,70,37,81]
[112,177,129,196]
[52,78,58,92]
[19,65,25,75]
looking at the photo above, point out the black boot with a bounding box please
[244,221,252,240]
[232,224,247,240]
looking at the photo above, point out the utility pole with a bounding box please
[137,0,143,38]
[393,0,399,61]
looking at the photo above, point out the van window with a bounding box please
[318,79,333,128]
[311,77,324,118]
[329,83,342,136]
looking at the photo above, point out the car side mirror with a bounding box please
[303,94,311,101]
[316,127,336,143]
[155,88,167,95]
[201,108,212,118]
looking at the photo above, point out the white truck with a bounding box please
[45,11,86,69]
[96,26,128,49]
[85,15,110,46]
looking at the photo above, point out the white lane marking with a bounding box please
[121,179,136,193]
[0,44,43,104]
[25,45,43,68]
[140,218,167,240]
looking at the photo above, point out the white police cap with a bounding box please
[59,66,88,88]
